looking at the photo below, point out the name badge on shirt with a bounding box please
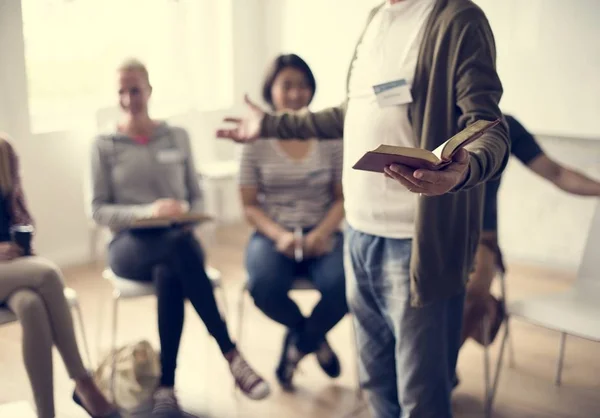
[373,78,413,107]
[156,148,183,164]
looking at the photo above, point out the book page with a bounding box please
[440,120,497,160]
[373,145,439,164]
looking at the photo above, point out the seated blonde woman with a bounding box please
[89,59,269,415]
[0,135,119,418]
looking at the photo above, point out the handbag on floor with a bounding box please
[469,296,506,347]
[93,340,161,409]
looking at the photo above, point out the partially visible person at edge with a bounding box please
[0,134,120,418]
[89,59,270,416]
[239,54,347,390]
[456,114,600,384]
[217,0,510,417]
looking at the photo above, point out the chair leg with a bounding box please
[348,315,362,398]
[482,315,491,418]
[555,332,567,386]
[231,286,248,398]
[236,285,247,348]
[72,300,93,370]
[110,289,120,402]
[487,317,511,412]
[505,320,515,368]
[219,286,229,321]
[498,271,515,368]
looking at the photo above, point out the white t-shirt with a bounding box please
[343,0,435,239]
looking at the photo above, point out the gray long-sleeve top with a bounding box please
[89,123,203,228]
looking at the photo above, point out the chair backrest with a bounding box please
[576,201,600,289]
[95,106,120,133]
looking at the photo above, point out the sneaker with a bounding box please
[275,330,305,391]
[152,387,181,416]
[228,350,270,400]
[315,339,341,378]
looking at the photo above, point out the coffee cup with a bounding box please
[10,224,34,256]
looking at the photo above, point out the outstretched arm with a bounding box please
[528,154,600,196]
[216,94,346,143]
[261,104,347,140]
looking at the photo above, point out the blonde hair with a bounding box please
[0,135,14,197]
[117,58,150,85]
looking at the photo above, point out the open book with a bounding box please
[352,119,501,172]
[130,213,213,229]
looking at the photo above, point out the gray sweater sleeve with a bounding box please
[89,138,154,227]
[179,129,204,214]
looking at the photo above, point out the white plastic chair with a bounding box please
[102,265,227,399]
[489,201,600,409]
[481,270,512,418]
[0,287,92,368]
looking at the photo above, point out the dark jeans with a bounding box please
[245,230,347,353]
[109,227,235,387]
[345,226,464,418]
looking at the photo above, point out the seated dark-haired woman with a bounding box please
[239,54,347,390]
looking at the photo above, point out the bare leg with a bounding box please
[7,290,55,418]
[1,257,115,416]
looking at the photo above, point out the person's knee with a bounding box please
[9,290,46,319]
[248,272,288,309]
[319,274,348,311]
[39,264,65,292]
[246,234,289,304]
[168,230,204,255]
[23,257,65,291]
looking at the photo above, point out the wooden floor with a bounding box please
[0,223,599,417]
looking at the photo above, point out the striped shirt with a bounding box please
[239,139,343,229]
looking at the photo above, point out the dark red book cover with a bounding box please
[352,119,500,173]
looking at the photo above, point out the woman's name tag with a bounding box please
[156,148,183,164]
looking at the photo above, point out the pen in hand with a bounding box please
[294,227,303,262]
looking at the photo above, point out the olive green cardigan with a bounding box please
[260,0,510,306]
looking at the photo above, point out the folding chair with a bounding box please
[102,265,227,400]
[488,201,600,412]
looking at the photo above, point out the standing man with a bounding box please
[218,1,509,417]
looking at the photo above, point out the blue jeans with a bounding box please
[345,227,464,418]
[246,230,347,353]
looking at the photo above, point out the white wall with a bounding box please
[3,0,599,270]
[499,136,599,270]
[474,0,600,139]
[262,0,600,271]
[262,0,382,110]
[0,0,268,266]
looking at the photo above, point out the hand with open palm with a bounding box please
[216,94,266,143]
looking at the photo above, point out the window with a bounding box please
[21,0,233,133]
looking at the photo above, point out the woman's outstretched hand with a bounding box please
[216,94,266,143]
